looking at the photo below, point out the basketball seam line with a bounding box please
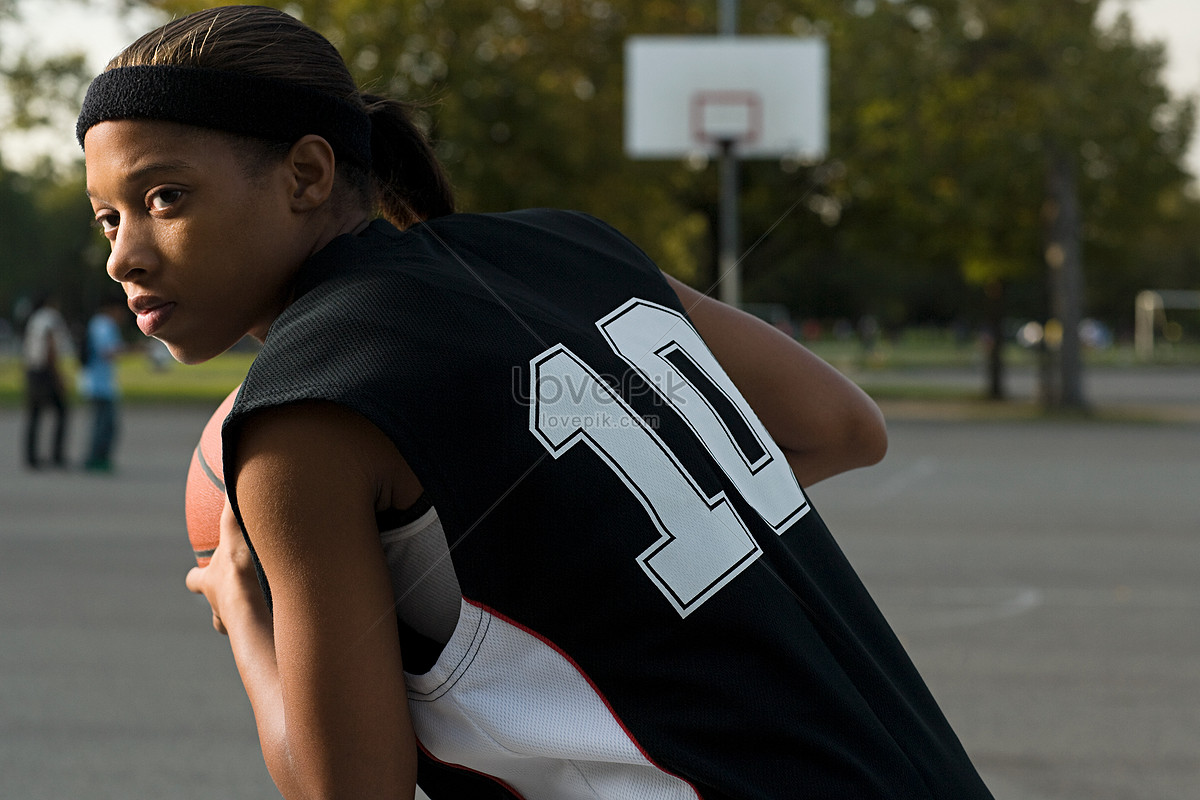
[196,443,226,493]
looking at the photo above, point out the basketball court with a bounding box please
[1,372,1198,798]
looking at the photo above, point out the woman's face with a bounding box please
[85,119,312,364]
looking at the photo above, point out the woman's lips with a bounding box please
[128,296,177,336]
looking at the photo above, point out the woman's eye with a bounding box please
[149,188,183,211]
[95,213,118,236]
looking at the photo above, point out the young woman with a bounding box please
[79,6,992,799]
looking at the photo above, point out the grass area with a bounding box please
[804,329,1200,371]
[804,336,1012,372]
[0,350,254,406]
[2,330,1197,407]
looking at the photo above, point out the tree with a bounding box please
[0,158,105,328]
[93,0,1200,396]
[936,1,1193,406]
[0,0,104,326]
[153,0,726,284]
[741,1,1195,402]
[0,0,92,173]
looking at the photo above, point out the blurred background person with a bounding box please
[79,294,127,472]
[21,292,74,470]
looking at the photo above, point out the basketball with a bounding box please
[184,385,240,566]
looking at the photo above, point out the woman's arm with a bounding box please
[666,275,887,486]
[187,402,419,800]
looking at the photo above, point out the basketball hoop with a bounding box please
[624,36,827,160]
[624,36,828,309]
[690,90,763,148]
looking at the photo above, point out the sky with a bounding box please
[2,0,1200,174]
[1099,0,1200,118]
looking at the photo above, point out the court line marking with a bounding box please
[875,585,1044,631]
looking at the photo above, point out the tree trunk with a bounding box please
[985,279,1006,400]
[1043,149,1087,410]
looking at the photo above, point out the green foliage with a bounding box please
[0,1,107,329]
[153,0,719,281]
[4,51,89,128]
[735,0,1199,329]
[0,1,93,159]
[6,0,1199,340]
[0,159,108,327]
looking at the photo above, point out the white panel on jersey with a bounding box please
[379,505,461,645]
[407,600,699,800]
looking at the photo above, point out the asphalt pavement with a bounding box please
[2,367,1198,799]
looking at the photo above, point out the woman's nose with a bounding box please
[106,223,156,283]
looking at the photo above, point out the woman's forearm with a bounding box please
[666,275,887,485]
[219,576,306,797]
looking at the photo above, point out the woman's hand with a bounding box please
[185,500,266,635]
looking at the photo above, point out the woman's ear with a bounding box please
[285,135,338,212]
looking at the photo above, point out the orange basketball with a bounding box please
[185,385,241,566]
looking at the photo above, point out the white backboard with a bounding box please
[625,36,828,160]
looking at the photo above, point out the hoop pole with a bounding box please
[716,0,741,308]
[718,138,741,307]
[719,0,737,35]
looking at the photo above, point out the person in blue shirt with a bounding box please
[79,296,126,472]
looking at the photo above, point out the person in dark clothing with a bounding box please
[21,293,73,469]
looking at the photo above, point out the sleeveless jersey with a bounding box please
[222,210,993,799]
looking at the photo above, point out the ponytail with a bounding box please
[363,94,455,229]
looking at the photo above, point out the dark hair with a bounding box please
[107,5,454,228]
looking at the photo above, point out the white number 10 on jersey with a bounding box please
[529,299,809,617]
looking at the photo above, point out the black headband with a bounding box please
[76,65,372,168]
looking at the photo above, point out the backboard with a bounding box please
[625,36,828,160]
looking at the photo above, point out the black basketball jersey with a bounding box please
[223,210,993,799]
